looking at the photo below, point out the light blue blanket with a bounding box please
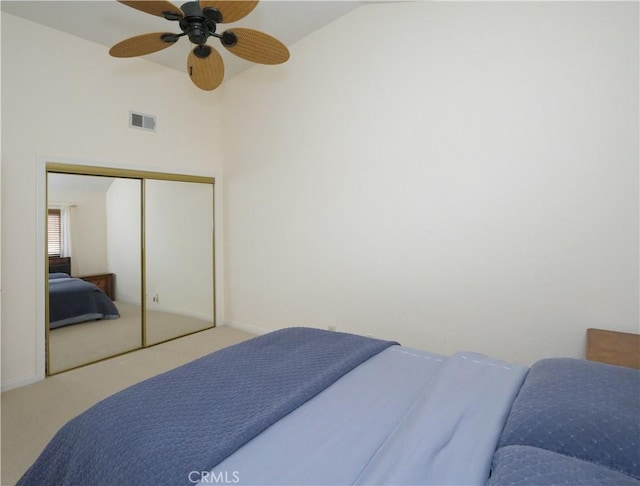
[207,348,528,485]
[355,352,528,485]
[18,327,396,486]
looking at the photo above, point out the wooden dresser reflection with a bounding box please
[79,273,115,300]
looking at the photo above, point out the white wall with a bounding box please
[1,13,225,389]
[222,1,639,364]
[2,2,638,390]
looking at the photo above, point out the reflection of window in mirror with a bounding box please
[47,209,62,257]
[47,205,72,275]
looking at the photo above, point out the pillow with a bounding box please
[498,358,640,479]
[488,445,640,485]
[49,273,70,279]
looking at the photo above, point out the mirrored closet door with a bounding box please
[47,172,142,374]
[46,164,215,375]
[145,180,214,346]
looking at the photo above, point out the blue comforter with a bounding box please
[18,328,396,486]
[489,358,640,485]
[49,277,119,329]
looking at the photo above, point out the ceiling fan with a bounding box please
[109,0,290,91]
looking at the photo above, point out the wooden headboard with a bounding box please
[586,328,640,369]
[49,256,71,275]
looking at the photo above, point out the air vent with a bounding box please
[129,111,156,132]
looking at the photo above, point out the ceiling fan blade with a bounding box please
[109,33,178,58]
[199,1,259,23]
[221,28,289,65]
[187,46,225,91]
[118,1,184,19]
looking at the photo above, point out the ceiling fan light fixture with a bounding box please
[160,33,181,43]
[193,44,212,59]
[221,31,238,47]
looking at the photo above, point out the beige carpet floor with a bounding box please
[48,301,142,373]
[146,306,215,346]
[49,302,216,373]
[1,326,255,485]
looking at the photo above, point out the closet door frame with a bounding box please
[44,162,215,375]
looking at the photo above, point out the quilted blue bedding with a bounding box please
[48,276,119,329]
[18,328,395,486]
[490,446,640,486]
[489,358,640,485]
[17,328,640,486]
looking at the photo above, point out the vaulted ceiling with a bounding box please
[1,1,364,80]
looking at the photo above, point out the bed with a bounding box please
[48,273,120,329]
[18,327,639,485]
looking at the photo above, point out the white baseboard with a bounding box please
[147,303,213,322]
[222,321,270,336]
[115,295,141,306]
[1,373,41,392]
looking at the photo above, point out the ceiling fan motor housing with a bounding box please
[179,1,219,45]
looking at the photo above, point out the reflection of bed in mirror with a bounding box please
[48,271,120,329]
